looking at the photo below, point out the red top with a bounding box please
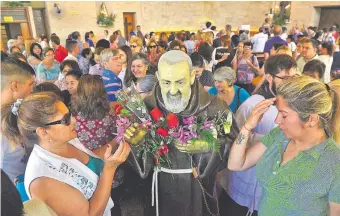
[75,112,116,150]
[54,45,68,63]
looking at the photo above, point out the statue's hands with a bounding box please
[175,139,210,154]
[124,123,148,146]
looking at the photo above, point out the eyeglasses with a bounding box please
[44,113,71,126]
[149,45,157,49]
[131,45,138,48]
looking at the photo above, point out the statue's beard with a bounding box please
[163,89,191,113]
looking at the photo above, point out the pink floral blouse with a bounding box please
[75,112,116,150]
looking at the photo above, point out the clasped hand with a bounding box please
[124,123,148,146]
[175,139,210,154]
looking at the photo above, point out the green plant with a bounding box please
[97,13,116,26]
[1,1,30,7]
[273,7,291,25]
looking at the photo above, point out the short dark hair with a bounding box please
[81,48,92,58]
[8,52,27,62]
[211,26,217,31]
[89,31,94,34]
[150,32,155,37]
[137,25,141,28]
[302,59,325,79]
[282,27,287,32]
[15,34,22,38]
[66,40,78,53]
[50,35,60,45]
[304,38,319,49]
[96,39,110,48]
[65,69,82,80]
[3,57,35,76]
[308,26,314,31]
[190,52,204,67]
[264,54,297,75]
[244,41,253,49]
[104,30,109,34]
[43,47,54,57]
[169,40,182,50]
[206,21,212,28]
[34,82,62,97]
[10,46,21,53]
[72,31,80,40]
[158,40,168,49]
[321,42,334,56]
[61,60,80,71]
[287,35,294,42]
[226,24,232,31]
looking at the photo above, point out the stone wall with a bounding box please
[46,1,273,46]
[288,1,340,29]
[45,1,340,46]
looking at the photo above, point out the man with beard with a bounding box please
[218,54,297,216]
[125,50,239,216]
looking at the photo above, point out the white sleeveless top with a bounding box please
[24,138,114,216]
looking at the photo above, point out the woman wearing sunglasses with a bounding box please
[1,92,131,216]
[129,36,143,54]
[146,38,160,66]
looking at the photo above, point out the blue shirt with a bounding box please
[36,61,61,82]
[263,36,288,53]
[208,85,250,113]
[85,39,94,47]
[102,69,122,102]
[76,39,83,60]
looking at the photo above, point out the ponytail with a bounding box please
[1,104,22,146]
[1,92,60,146]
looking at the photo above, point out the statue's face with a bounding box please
[157,61,195,113]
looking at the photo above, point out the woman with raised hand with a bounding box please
[228,76,340,216]
[1,92,130,216]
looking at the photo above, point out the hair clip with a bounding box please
[11,99,23,116]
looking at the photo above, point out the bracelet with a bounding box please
[243,124,252,132]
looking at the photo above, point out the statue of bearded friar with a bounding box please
[125,50,239,216]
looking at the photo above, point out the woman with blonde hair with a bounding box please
[129,36,143,54]
[228,75,340,216]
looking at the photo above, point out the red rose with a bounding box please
[157,149,163,156]
[150,108,163,122]
[114,104,124,115]
[161,144,169,154]
[154,156,160,165]
[166,113,179,129]
[156,127,169,138]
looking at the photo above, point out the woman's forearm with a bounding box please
[87,165,116,216]
[228,126,252,171]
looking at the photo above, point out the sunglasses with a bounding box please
[149,45,157,48]
[130,45,138,48]
[44,113,71,126]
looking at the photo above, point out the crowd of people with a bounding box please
[1,19,340,216]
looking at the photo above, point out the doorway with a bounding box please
[318,7,340,30]
[123,12,136,40]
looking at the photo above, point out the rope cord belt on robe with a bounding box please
[151,157,220,216]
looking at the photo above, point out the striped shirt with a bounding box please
[102,69,122,102]
[256,127,340,216]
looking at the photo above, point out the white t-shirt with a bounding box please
[251,33,268,53]
[0,137,28,181]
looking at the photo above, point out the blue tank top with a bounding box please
[86,155,104,176]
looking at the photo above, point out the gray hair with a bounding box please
[137,74,158,93]
[132,52,149,66]
[100,48,119,65]
[213,66,236,83]
[158,50,192,71]
[7,39,17,51]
